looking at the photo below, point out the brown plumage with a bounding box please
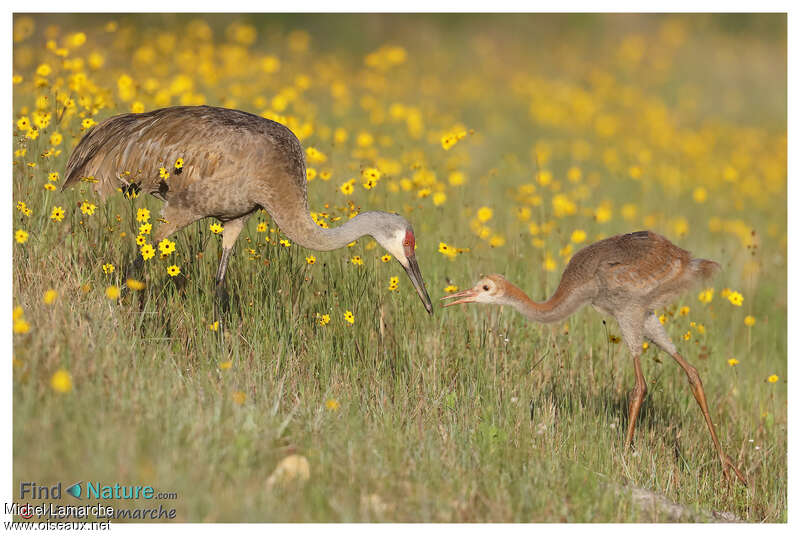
[63,105,433,316]
[442,230,746,485]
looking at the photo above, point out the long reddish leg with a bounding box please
[625,353,647,449]
[670,352,747,485]
[644,313,746,485]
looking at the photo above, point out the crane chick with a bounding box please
[442,230,745,485]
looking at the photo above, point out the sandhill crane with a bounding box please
[442,230,746,485]
[62,105,433,317]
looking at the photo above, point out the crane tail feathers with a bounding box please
[61,121,126,200]
[62,127,100,192]
[690,258,721,281]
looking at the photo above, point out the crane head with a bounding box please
[440,274,508,307]
[372,214,433,315]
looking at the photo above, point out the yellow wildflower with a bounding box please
[441,130,466,150]
[449,171,465,186]
[477,206,493,223]
[50,206,65,221]
[571,229,587,244]
[80,201,96,216]
[438,242,457,259]
[489,235,506,247]
[13,317,30,334]
[698,288,714,304]
[140,244,156,261]
[126,279,146,291]
[50,369,73,393]
[158,238,176,256]
[105,285,120,300]
[43,289,58,305]
[727,291,744,307]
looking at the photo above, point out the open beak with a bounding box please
[402,254,433,315]
[440,288,479,307]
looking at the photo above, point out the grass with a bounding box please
[12,13,786,522]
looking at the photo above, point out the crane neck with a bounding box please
[279,211,386,251]
[499,279,590,324]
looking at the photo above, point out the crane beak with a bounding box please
[440,288,479,307]
[402,254,433,315]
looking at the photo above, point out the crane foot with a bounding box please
[720,453,747,487]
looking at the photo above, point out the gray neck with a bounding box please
[280,211,386,251]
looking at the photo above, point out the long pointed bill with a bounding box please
[402,254,433,315]
[440,288,479,307]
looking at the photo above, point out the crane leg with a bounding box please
[624,353,647,449]
[618,315,647,449]
[214,247,233,316]
[669,352,747,485]
[124,253,144,282]
[213,216,247,331]
[644,314,746,485]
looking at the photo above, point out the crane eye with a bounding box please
[483,285,489,291]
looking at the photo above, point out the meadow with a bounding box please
[11,14,786,522]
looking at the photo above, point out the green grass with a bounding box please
[12,13,786,522]
[12,197,787,521]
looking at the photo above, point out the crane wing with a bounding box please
[593,231,693,303]
[62,106,309,207]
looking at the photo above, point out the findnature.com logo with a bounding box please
[20,481,178,500]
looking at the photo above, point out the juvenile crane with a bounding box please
[63,105,433,315]
[442,230,746,484]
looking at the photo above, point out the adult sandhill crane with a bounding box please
[63,105,433,316]
[442,230,746,485]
